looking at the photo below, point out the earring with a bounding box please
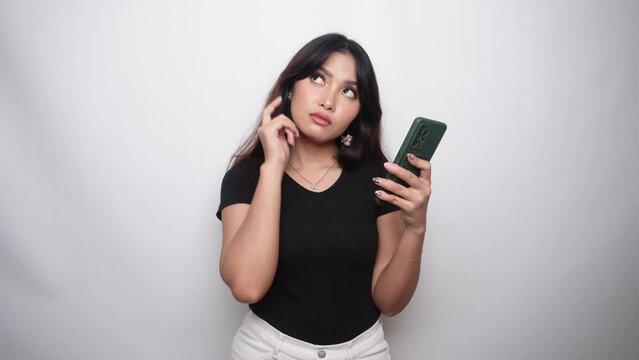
[287,92,292,100]
[341,133,353,147]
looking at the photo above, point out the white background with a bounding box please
[1,1,638,359]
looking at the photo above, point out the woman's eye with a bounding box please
[343,88,357,99]
[310,74,324,85]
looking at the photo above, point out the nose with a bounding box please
[319,89,336,112]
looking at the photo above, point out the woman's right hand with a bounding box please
[257,96,300,172]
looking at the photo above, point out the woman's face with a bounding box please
[290,51,361,145]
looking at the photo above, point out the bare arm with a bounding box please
[370,155,431,316]
[219,96,299,303]
[220,164,284,303]
[371,212,425,316]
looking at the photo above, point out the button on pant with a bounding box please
[229,310,391,360]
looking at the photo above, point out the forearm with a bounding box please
[220,164,283,302]
[372,227,425,316]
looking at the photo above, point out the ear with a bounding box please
[280,83,294,117]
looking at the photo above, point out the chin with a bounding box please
[303,133,337,146]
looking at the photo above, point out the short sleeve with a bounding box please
[216,159,261,220]
[376,200,400,217]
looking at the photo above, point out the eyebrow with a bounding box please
[318,66,358,86]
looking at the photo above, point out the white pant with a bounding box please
[230,310,391,360]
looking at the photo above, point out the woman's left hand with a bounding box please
[373,153,431,234]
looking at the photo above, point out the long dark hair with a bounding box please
[230,33,387,169]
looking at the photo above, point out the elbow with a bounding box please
[380,307,403,317]
[230,285,265,304]
[373,292,407,317]
[378,303,405,317]
[225,277,268,304]
[220,269,268,304]
[219,257,274,304]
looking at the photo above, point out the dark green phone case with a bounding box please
[375,117,447,206]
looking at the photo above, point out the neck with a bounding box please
[288,136,339,169]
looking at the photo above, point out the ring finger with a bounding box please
[373,177,417,202]
[374,189,411,209]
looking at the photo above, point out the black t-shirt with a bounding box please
[216,158,399,344]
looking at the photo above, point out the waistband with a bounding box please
[243,310,385,358]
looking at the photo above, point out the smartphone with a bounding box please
[376,117,447,205]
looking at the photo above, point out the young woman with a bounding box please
[216,33,432,360]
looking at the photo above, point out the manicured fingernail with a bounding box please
[372,177,381,184]
[383,162,394,169]
[375,190,383,197]
[407,153,415,160]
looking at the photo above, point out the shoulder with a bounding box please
[349,158,388,178]
[339,158,387,190]
[217,158,263,220]
[220,157,263,197]
[223,158,262,181]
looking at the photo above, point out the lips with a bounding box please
[309,112,332,127]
